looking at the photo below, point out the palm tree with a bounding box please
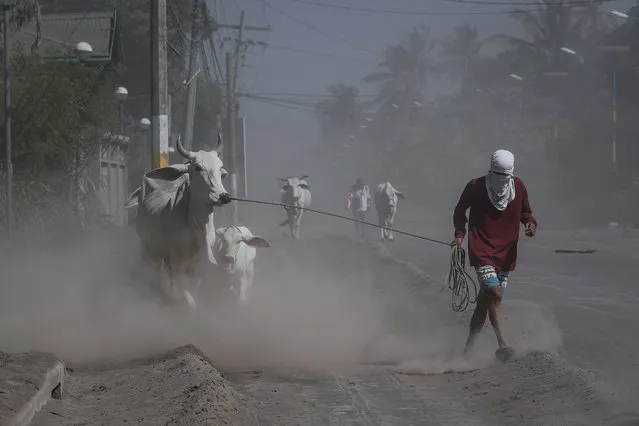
[438,24,487,93]
[314,83,363,142]
[572,0,617,43]
[493,0,582,71]
[362,24,437,111]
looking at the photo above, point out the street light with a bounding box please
[115,86,128,134]
[74,41,93,62]
[609,10,629,19]
[140,118,151,172]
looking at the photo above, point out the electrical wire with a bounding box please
[279,0,609,15]
[266,43,378,63]
[249,0,272,92]
[260,0,377,56]
[438,0,612,6]
[242,91,376,97]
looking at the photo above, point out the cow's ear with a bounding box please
[395,191,405,199]
[244,236,271,248]
[215,228,225,237]
[299,183,310,190]
[125,187,141,208]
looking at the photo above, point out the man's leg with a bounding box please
[464,265,505,356]
[486,285,507,349]
[463,292,489,356]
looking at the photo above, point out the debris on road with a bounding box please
[554,249,597,254]
[30,345,249,426]
[0,351,65,426]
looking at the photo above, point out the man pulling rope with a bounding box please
[453,149,537,361]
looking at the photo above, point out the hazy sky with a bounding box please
[207,0,633,190]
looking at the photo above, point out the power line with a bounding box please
[260,0,377,56]
[242,91,377,97]
[281,0,612,15]
[264,43,378,62]
[438,0,612,5]
[281,0,525,15]
[249,0,272,92]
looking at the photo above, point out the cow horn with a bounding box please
[214,132,223,153]
[299,175,309,179]
[175,135,195,160]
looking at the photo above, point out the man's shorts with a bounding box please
[475,265,509,298]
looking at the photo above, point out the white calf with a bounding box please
[213,226,270,306]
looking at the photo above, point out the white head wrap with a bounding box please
[485,149,516,211]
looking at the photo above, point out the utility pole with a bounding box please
[150,0,169,169]
[227,11,244,225]
[183,0,202,151]
[225,51,237,224]
[218,10,269,224]
[2,1,13,237]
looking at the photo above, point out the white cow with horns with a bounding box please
[213,225,270,306]
[278,176,311,240]
[125,133,231,309]
[374,181,405,241]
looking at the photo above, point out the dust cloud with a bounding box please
[0,228,390,369]
[0,221,563,374]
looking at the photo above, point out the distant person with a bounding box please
[453,149,537,360]
[346,177,371,235]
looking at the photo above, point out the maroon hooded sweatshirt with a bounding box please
[453,176,537,272]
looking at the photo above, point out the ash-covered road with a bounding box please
[375,205,639,413]
[25,223,621,425]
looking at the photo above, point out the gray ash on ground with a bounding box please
[8,232,629,425]
[31,345,250,426]
[0,351,62,425]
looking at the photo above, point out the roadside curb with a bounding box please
[371,241,435,283]
[2,357,65,426]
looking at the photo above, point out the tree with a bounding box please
[47,0,225,141]
[314,83,362,143]
[493,0,582,72]
[362,24,437,111]
[2,0,42,53]
[572,0,617,43]
[438,25,487,92]
[0,46,119,238]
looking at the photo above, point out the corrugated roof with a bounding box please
[12,11,120,62]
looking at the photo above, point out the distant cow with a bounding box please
[125,134,231,310]
[278,176,311,240]
[374,181,405,241]
[213,225,270,306]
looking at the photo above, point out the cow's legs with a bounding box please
[294,211,303,239]
[387,208,396,241]
[167,256,197,310]
[238,264,254,307]
[377,211,386,240]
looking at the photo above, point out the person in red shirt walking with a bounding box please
[453,149,537,360]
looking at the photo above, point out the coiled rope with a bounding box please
[447,245,479,312]
[230,197,478,312]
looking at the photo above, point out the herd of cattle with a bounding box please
[124,135,405,310]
